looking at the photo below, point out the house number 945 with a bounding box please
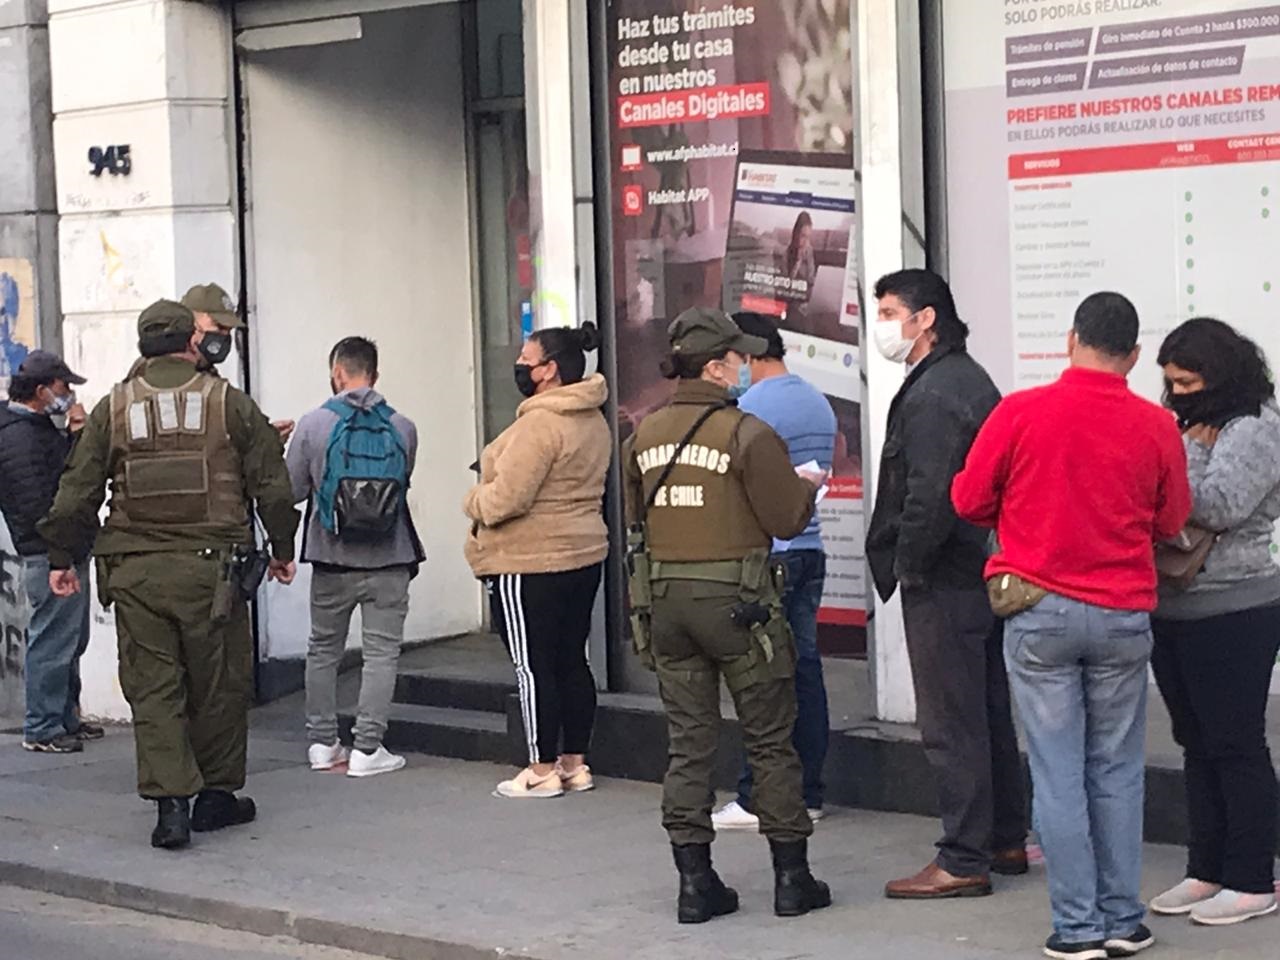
[89,145,132,177]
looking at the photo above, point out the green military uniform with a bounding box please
[623,311,818,849]
[40,300,299,801]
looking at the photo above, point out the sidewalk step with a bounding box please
[393,672,516,714]
[339,704,517,765]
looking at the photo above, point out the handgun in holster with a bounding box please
[731,549,789,666]
[230,545,271,601]
[625,523,656,670]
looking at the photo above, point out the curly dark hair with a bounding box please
[873,269,970,350]
[1156,317,1274,409]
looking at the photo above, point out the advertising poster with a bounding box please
[944,0,1280,687]
[605,0,866,653]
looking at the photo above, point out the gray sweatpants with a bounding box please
[305,567,411,752]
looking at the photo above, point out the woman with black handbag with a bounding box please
[1149,318,1280,926]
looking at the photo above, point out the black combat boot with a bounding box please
[671,843,739,924]
[770,838,832,917]
[151,797,191,850]
[191,789,257,833]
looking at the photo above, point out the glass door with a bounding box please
[473,106,530,444]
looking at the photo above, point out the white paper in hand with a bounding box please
[795,460,829,504]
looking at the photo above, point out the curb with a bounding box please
[0,859,531,960]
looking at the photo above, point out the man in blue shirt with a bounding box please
[713,313,837,828]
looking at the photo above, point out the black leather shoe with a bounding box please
[151,797,190,850]
[671,843,739,924]
[191,790,257,833]
[770,838,832,917]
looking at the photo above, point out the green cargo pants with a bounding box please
[101,551,252,799]
[650,579,812,846]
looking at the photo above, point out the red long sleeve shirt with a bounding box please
[951,367,1192,612]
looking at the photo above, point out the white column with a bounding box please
[48,0,236,720]
[522,0,580,332]
[524,0,610,683]
[857,0,915,723]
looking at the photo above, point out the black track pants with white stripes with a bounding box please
[485,564,602,765]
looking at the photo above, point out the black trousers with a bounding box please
[486,564,602,765]
[901,587,1028,876]
[1151,606,1280,894]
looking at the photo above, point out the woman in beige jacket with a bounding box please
[464,323,611,798]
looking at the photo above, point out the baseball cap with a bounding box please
[668,307,768,358]
[181,283,243,328]
[137,299,196,337]
[17,350,87,385]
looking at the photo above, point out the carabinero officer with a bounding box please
[39,299,300,850]
[622,307,832,923]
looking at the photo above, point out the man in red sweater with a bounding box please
[952,292,1191,960]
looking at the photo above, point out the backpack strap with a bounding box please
[323,397,359,422]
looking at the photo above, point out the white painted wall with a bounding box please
[49,0,237,720]
[241,4,481,659]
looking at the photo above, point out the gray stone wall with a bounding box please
[0,0,59,372]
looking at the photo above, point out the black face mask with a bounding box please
[198,331,233,366]
[514,361,551,399]
[1167,388,1259,429]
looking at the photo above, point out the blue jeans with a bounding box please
[737,550,829,811]
[23,556,91,741]
[1005,593,1151,943]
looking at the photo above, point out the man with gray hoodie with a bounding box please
[287,337,424,778]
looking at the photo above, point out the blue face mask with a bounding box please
[727,360,753,399]
[44,390,74,416]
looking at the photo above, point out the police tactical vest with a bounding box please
[632,402,771,562]
[106,371,249,532]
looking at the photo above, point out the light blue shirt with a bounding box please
[738,373,837,552]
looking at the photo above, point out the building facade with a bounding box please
[3,0,1277,723]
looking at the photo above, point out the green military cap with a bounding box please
[137,299,196,337]
[181,283,243,328]
[668,306,768,357]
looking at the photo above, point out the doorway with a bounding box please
[239,2,485,669]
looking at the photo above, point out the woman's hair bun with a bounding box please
[577,321,601,353]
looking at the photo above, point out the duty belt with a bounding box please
[649,559,743,584]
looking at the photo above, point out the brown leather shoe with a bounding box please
[884,863,993,899]
[991,846,1029,876]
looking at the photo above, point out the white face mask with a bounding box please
[43,389,75,416]
[873,312,922,364]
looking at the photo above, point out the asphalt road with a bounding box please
[0,885,385,960]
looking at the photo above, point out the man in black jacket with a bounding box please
[865,270,1026,899]
[0,351,100,753]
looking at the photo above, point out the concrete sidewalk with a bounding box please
[1,729,1277,960]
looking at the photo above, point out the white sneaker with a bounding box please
[1149,878,1221,915]
[808,808,825,823]
[308,742,349,771]
[494,766,564,799]
[711,801,760,831]
[1190,889,1278,926]
[346,745,406,778]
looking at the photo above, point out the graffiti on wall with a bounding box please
[0,516,28,719]
[0,258,37,380]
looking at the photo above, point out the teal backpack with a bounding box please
[315,399,408,541]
